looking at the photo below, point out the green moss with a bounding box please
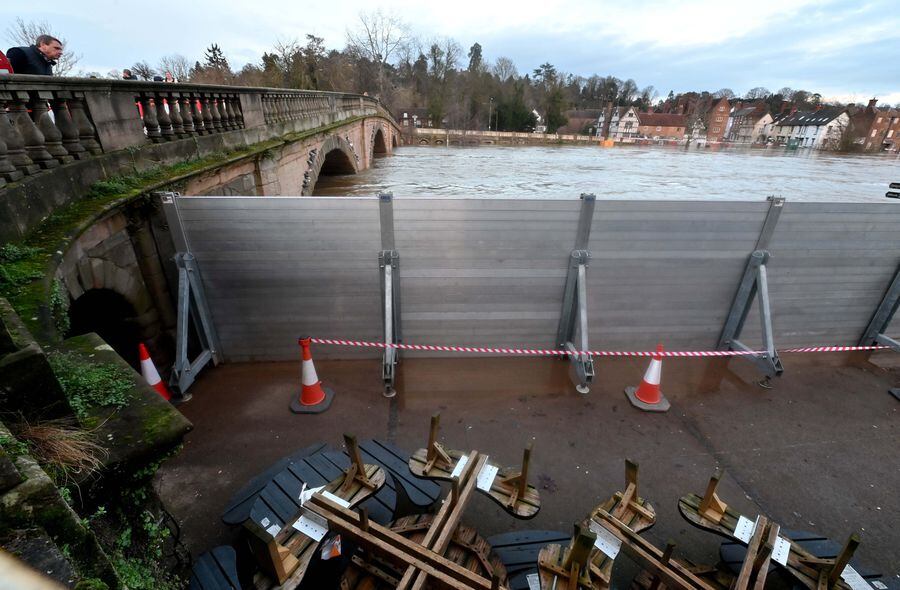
[0,433,29,457]
[74,578,110,590]
[47,351,135,419]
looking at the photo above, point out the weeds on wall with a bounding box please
[47,351,134,420]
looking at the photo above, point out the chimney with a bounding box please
[868,98,878,110]
[790,106,798,115]
[814,104,824,112]
[780,101,791,114]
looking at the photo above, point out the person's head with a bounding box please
[122,69,132,78]
[164,71,174,82]
[35,35,63,61]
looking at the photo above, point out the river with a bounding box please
[314,145,900,202]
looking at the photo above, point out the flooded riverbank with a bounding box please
[315,145,900,202]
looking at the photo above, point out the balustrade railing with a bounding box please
[0,75,389,186]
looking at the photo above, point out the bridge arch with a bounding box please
[67,288,143,369]
[303,134,360,195]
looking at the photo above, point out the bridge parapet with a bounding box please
[0,75,384,173]
[0,75,395,241]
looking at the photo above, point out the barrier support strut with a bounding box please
[171,252,222,396]
[380,249,401,397]
[557,250,594,393]
[858,262,900,353]
[717,250,783,378]
[557,193,596,394]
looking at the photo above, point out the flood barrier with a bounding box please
[161,194,900,368]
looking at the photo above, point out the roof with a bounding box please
[772,108,846,126]
[732,106,758,117]
[637,113,686,127]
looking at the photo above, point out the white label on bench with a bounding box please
[450,455,468,478]
[321,490,351,508]
[294,510,328,541]
[733,515,758,543]
[526,573,541,590]
[299,484,325,505]
[871,581,887,590]
[260,517,270,527]
[266,524,281,537]
[841,565,872,590]
[588,520,622,559]
[771,536,791,565]
[477,464,499,492]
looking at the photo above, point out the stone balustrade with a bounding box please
[0,75,385,189]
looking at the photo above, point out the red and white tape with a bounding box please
[306,338,888,358]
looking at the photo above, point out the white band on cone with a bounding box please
[141,358,162,385]
[301,358,319,386]
[642,359,661,385]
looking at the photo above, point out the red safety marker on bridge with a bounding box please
[139,343,172,402]
[291,337,335,414]
[624,343,670,413]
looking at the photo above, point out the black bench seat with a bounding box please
[189,545,241,590]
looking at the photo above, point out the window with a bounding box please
[716,116,722,122]
[871,129,877,138]
[656,126,661,131]
[877,117,882,123]
[712,127,720,133]
[889,130,894,138]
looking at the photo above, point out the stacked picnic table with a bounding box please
[190,423,892,590]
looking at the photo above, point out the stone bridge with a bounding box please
[0,76,400,368]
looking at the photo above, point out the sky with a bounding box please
[7,0,900,105]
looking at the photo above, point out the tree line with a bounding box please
[9,13,889,134]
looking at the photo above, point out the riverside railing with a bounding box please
[0,75,388,187]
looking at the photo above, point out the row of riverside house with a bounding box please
[593,97,900,152]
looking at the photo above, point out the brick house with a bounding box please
[706,97,730,142]
[884,113,900,152]
[636,112,686,139]
[848,99,895,152]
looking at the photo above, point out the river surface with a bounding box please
[314,145,900,202]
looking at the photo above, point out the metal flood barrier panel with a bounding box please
[164,195,900,362]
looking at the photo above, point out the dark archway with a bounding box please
[67,289,142,369]
[373,129,388,156]
[319,149,356,176]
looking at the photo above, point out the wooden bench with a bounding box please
[488,530,570,590]
[189,545,241,590]
[221,443,327,525]
[224,440,440,528]
[720,529,891,590]
[244,436,386,584]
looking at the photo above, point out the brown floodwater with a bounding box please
[315,144,900,202]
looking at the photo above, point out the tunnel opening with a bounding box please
[67,289,142,370]
[319,149,356,176]
[373,129,388,156]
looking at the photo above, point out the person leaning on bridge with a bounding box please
[6,34,63,76]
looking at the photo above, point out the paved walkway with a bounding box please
[155,352,899,581]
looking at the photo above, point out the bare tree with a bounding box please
[346,9,410,96]
[158,54,191,82]
[745,87,770,99]
[131,61,156,81]
[713,88,735,99]
[492,56,518,81]
[5,17,81,75]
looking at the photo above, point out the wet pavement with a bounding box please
[155,352,900,582]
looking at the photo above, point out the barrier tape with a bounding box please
[307,338,889,358]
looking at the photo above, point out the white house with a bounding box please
[727,107,773,144]
[765,108,849,149]
[599,106,639,140]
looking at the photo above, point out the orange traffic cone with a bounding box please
[139,343,172,402]
[291,337,335,414]
[624,344,670,412]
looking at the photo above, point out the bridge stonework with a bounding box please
[0,76,398,355]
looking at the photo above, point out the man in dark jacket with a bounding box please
[6,34,63,75]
